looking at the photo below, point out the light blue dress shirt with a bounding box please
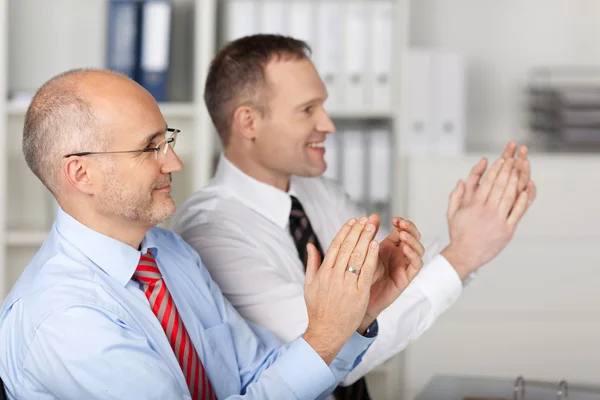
[0,208,374,399]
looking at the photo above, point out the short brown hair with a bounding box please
[204,34,311,145]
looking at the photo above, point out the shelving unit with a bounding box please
[0,0,8,304]
[0,1,409,398]
[0,0,220,298]
[0,0,411,298]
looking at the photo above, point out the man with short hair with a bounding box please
[171,34,536,399]
[0,68,417,400]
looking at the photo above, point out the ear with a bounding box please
[232,105,259,141]
[63,157,98,195]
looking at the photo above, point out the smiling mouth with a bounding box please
[154,175,172,191]
[154,181,172,191]
[307,142,324,148]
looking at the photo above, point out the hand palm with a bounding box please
[367,235,411,316]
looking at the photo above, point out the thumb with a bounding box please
[447,179,465,220]
[304,243,321,286]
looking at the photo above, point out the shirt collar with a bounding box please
[55,207,158,286]
[213,154,294,229]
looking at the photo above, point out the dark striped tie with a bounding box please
[135,251,216,400]
[288,195,372,400]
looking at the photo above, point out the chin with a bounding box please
[149,199,176,225]
[294,169,322,178]
[161,198,177,216]
[311,163,327,177]
[294,161,327,178]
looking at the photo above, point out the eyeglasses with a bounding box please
[63,128,180,160]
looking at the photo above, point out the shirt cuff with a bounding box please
[273,337,336,399]
[363,319,378,338]
[335,331,376,366]
[416,254,463,314]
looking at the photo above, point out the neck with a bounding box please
[224,146,291,192]
[60,200,148,250]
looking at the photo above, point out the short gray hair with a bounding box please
[22,69,108,195]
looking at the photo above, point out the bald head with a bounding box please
[22,68,156,196]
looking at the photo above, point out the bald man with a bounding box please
[0,69,419,399]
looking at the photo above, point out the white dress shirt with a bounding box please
[171,154,463,384]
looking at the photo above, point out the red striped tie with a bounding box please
[135,251,216,400]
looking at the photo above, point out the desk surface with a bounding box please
[415,375,600,400]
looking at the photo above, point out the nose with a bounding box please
[316,108,336,135]
[160,146,184,174]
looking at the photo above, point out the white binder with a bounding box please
[259,1,286,35]
[314,1,342,110]
[370,1,393,110]
[343,1,368,109]
[434,52,466,155]
[400,50,434,156]
[368,127,392,204]
[341,127,365,202]
[225,0,256,42]
[289,1,314,45]
[323,134,340,181]
[400,49,467,156]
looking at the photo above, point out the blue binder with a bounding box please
[138,0,172,102]
[106,0,141,80]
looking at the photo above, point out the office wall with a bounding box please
[410,0,600,151]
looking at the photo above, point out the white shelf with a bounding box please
[327,108,395,120]
[7,102,393,120]
[8,103,391,121]
[6,100,28,115]
[7,100,197,119]
[6,230,48,247]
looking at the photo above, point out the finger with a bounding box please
[346,222,377,279]
[507,191,529,228]
[399,218,421,241]
[447,179,465,220]
[333,216,369,279]
[368,213,380,229]
[368,213,381,236]
[463,158,487,205]
[487,158,514,208]
[402,243,424,281]
[400,231,425,258]
[498,169,519,218]
[321,218,356,269]
[526,180,537,206]
[501,141,517,159]
[391,217,404,237]
[474,157,507,204]
[304,243,321,286]
[516,147,530,193]
[357,240,379,291]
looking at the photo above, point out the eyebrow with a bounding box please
[296,96,325,109]
[138,126,168,148]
